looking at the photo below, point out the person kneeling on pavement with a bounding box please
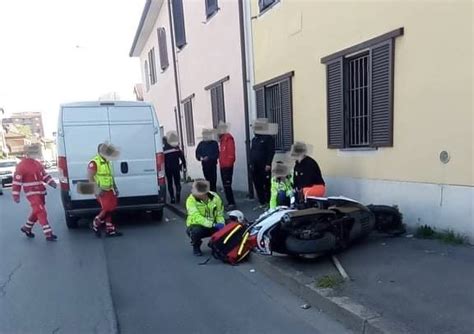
[269,160,294,210]
[186,179,225,256]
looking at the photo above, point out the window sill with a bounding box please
[339,147,378,152]
[337,147,379,157]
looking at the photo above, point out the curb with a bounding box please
[250,255,407,334]
[165,203,406,334]
[165,204,186,219]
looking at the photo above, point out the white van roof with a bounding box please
[61,101,153,108]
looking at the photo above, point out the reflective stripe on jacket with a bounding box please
[12,158,54,199]
[91,155,114,190]
[270,175,294,209]
[186,192,225,228]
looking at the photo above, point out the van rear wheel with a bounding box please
[151,210,163,222]
[65,213,79,229]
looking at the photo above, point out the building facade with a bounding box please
[4,132,30,156]
[2,112,44,138]
[250,0,473,239]
[130,0,251,192]
[0,108,7,157]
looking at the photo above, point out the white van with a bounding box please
[57,101,166,228]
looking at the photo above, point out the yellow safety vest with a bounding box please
[91,155,114,190]
[185,192,225,228]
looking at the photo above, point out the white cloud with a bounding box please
[0,0,145,137]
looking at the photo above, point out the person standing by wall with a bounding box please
[250,119,277,208]
[196,129,219,192]
[163,131,186,204]
[217,122,236,209]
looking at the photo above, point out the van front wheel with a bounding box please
[65,213,79,229]
[151,210,163,222]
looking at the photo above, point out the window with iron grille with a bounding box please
[205,0,218,18]
[254,72,294,151]
[183,98,195,146]
[148,48,157,85]
[157,28,169,71]
[347,53,370,147]
[322,28,404,149]
[259,0,279,13]
[144,60,150,91]
[210,83,225,128]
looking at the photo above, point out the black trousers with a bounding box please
[252,164,271,205]
[202,161,217,192]
[166,169,181,199]
[186,225,217,246]
[220,167,235,205]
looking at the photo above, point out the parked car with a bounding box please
[41,160,53,169]
[56,101,166,228]
[0,159,18,195]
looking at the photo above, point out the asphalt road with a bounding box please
[0,184,351,334]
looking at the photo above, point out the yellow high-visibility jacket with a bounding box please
[186,192,225,228]
[90,155,114,190]
[270,175,294,209]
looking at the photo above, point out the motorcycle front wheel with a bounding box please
[285,233,337,255]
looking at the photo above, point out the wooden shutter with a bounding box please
[157,28,169,71]
[326,58,344,148]
[144,60,150,91]
[206,0,218,18]
[370,40,394,147]
[172,0,186,49]
[184,100,195,146]
[279,78,293,151]
[210,84,226,128]
[148,49,157,85]
[216,84,225,124]
[210,87,218,128]
[255,88,266,118]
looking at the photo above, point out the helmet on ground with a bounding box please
[228,210,245,223]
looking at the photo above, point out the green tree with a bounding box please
[16,125,33,138]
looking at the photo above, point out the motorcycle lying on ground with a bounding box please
[249,196,405,256]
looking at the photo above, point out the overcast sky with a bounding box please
[0,0,145,137]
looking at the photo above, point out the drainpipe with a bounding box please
[167,0,183,148]
[243,0,257,120]
[238,0,254,198]
[167,0,187,180]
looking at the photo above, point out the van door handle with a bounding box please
[121,162,129,174]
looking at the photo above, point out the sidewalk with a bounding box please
[167,182,474,334]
